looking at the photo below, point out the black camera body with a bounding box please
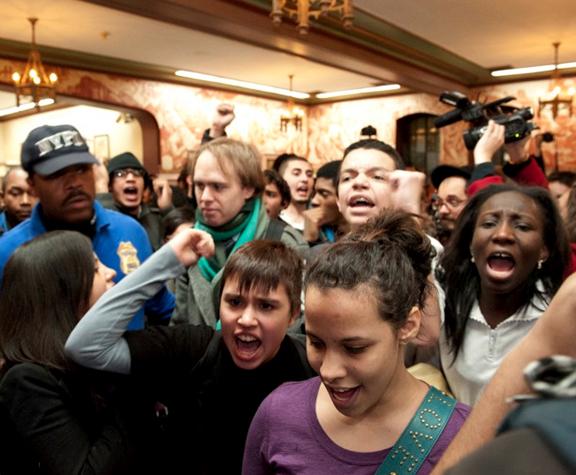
[434,91,536,150]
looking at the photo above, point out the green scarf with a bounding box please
[195,198,261,282]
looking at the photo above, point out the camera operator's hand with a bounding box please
[474,120,504,165]
[209,103,235,138]
[505,135,530,164]
[389,170,426,215]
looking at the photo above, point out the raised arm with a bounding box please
[65,229,214,374]
[432,272,576,473]
[389,169,426,215]
[201,103,235,143]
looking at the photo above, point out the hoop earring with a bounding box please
[537,259,544,270]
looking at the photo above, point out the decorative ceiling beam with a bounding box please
[82,0,475,95]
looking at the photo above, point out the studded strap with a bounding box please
[374,386,456,475]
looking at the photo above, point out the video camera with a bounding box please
[434,91,536,150]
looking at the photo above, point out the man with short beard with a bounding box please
[0,124,174,330]
[0,167,37,234]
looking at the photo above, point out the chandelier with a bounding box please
[280,75,304,132]
[271,0,353,35]
[538,42,574,119]
[11,18,58,109]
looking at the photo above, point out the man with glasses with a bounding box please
[106,152,165,250]
[430,165,471,244]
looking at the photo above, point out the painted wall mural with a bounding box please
[1,58,575,173]
[1,58,308,173]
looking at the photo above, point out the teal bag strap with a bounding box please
[374,386,456,475]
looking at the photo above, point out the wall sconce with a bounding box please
[538,42,574,119]
[280,75,305,132]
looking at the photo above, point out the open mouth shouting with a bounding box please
[295,184,310,198]
[347,195,375,213]
[122,185,140,202]
[485,251,516,280]
[233,333,262,362]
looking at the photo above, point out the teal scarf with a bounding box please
[195,198,261,282]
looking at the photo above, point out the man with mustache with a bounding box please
[0,124,174,330]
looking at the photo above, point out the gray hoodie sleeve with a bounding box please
[65,244,186,374]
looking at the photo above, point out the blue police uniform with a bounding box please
[0,213,8,234]
[0,201,174,330]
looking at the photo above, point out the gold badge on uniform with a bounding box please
[117,241,140,274]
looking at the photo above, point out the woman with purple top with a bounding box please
[243,210,470,475]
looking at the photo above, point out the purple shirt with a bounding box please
[243,377,470,475]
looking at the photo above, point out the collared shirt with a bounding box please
[0,201,174,329]
[440,294,547,405]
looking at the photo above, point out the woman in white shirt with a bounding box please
[438,184,570,405]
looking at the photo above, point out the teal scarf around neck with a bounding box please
[195,197,261,281]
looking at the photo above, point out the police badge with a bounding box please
[117,241,140,274]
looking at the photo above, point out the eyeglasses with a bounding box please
[113,168,145,178]
[433,195,466,209]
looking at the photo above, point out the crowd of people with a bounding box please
[0,103,575,474]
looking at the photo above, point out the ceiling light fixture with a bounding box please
[491,62,576,78]
[11,18,58,109]
[315,83,401,99]
[538,42,574,119]
[0,98,54,118]
[280,74,304,132]
[175,70,310,99]
[271,0,353,35]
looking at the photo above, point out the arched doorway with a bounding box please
[396,113,439,174]
[0,89,160,175]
